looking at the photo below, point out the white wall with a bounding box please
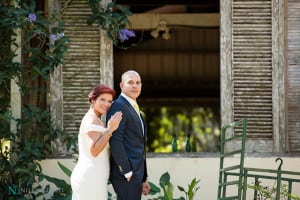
[40,156,300,199]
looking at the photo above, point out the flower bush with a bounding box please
[0,1,68,86]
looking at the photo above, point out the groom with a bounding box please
[107,70,150,200]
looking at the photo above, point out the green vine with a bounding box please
[0,0,69,198]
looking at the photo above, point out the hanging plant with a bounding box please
[87,0,137,48]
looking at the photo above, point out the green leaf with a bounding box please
[177,185,185,192]
[43,174,71,191]
[160,172,170,187]
[57,161,72,177]
[148,181,161,195]
[43,184,50,193]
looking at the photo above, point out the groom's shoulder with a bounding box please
[111,96,127,108]
[115,95,129,104]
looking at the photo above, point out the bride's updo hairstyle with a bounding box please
[88,84,116,103]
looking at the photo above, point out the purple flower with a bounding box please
[28,13,37,23]
[50,33,64,42]
[58,33,65,38]
[50,34,59,42]
[118,29,135,41]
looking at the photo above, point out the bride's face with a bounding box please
[93,93,113,116]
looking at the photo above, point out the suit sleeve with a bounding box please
[142,116,148,182]
[107,102,132,175]
[143,159,148,182]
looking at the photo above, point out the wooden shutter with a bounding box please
[287,0,300,152]
[232,0,273,139]
[61,0,101,135]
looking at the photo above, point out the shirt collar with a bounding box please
[121,93,136,106]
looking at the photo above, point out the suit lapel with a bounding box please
[119,96,144,138]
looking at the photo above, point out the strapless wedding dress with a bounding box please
[71,112,110,200]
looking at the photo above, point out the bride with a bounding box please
[71,84,122,200]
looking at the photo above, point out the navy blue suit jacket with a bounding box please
[107,95,148,183]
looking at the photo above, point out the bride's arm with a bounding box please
[87,111,122,157]
[87,129,112,157]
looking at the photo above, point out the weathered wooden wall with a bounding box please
[61,0,101,136]
[287,0,300,152]
[50,0,113,142]
[232,0,273,139]
[221,0,289,153]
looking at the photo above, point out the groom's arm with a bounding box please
[108,102,132,175]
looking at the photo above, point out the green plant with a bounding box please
[146,107,220,153]
[87,0,136,47]
[43,161,72,200]
[0,107,66,199]
[177,178,200,200]
[148,172,200,200]
[0,0,69,199]
[248,183,300,200]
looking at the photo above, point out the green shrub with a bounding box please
[148,172,200,200]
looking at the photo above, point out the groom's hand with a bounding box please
[142,181,150,195]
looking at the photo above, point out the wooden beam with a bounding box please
[117,0,219,5]
[128,13,219,29]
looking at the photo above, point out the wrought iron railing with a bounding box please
[242,158,300,200]
[218,119,300,200]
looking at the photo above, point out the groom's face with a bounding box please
[120,73,142,100]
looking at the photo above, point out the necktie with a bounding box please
[133,103,140,114]
[134,103,144,135]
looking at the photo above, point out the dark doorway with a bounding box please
[113,1,220,152]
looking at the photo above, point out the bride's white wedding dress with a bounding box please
[71,111,110,200]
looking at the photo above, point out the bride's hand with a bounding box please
[107,111,122,133]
